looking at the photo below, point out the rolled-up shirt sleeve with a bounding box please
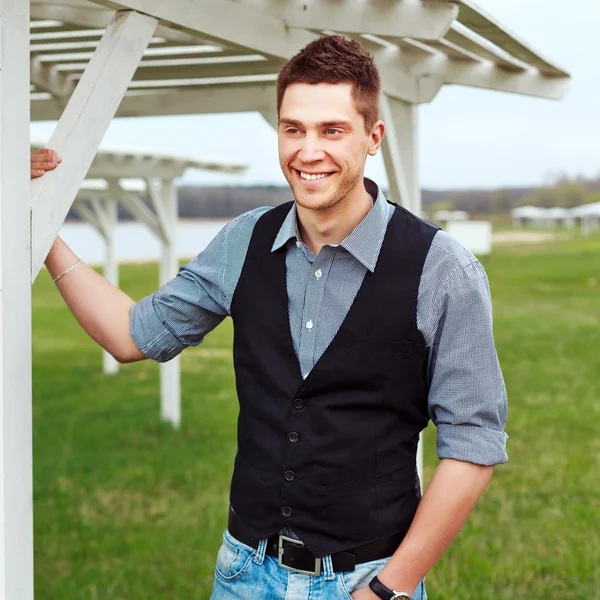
[130,207,270,363]
[426,257,508,466]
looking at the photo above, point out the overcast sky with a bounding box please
[31,0,600,190]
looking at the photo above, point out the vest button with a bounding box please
[282,506,293,518]
[293,398,304,409]
[288,432,299,443]
[285,470,296,481]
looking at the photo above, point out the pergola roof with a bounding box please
[30,0,571,122]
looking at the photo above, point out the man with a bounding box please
[40,36,507,600]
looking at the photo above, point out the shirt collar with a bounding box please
[271,178,389,273]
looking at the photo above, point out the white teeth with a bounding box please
[300,171,330,181]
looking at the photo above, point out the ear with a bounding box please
[367,120,385,156]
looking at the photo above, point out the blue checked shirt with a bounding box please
[131,180,508,466]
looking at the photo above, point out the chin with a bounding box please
[292,188,337,211]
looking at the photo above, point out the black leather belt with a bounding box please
[228,510,405,576]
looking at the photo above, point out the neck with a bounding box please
[296,182,373,255]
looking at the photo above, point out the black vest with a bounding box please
[229,201,439,557]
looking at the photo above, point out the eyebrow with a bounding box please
[279,118,352,129]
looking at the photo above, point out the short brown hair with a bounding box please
[277,35,381,131]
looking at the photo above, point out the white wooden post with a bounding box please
[0,0,34,597]
[158,179,181,428]
[380,95,422,216]
[101,198,120,374]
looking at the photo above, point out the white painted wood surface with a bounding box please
[0,1,34,597]
[244,0,458,40]
[455,0,569,77]
[108,179,165,243]
[445,61,570,99]
[30,9,158,282]
[380,95,421,216]
[30,1,207,46]
[158,180,181,429]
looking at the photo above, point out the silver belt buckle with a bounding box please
[277,535,322,576]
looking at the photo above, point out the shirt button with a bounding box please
[306,320,313,330]
[288,432,299,443]
[285,470,296,481]
[315,269,323,279]
[282,506,293,518]
[293,398,304,409]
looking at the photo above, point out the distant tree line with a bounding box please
[68,174,600,221]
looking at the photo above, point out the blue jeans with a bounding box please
[210,529,427,600]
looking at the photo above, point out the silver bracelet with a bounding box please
[53,259,82,284]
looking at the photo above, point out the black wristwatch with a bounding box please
[369,575,411,600]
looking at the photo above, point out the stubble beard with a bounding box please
[287,165,363,212]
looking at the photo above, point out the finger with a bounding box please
[30,160,59,170]
[30,169,45,178]
[31,149,61,162]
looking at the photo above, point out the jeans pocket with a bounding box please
[214,529,256,581]
[339,556,390,597]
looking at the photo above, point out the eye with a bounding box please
[326,128,341,136]
[286,128,301,135]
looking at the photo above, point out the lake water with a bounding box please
[59,219,231,264]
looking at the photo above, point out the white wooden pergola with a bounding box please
[31,141,245,430]
[1,0,570,596]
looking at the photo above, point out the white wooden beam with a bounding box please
[30,10,158,282]
[30,1,210,46]
[445,25,528,73]
[71,200,108,238]
[90,197,114,238]
[0,0,33,597]
[445,61,571,100]
[89,0,314,60]
[129,58,280,82]
[380,94,421,215]
[158,179,181,428]
[107,179,166,243]
[30,56,75,100]
[455,0,569,78]
[32,81,277,121]
[145,178,172,245]
[243,0,459,40]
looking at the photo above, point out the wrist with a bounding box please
[368,575,412,600]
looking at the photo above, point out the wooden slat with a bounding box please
[456,0,569,77]
[445,26,527,73]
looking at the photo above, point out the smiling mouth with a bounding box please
[294,168,335,182]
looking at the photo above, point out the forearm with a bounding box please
[378,459,494,595]
[45,237,145,363]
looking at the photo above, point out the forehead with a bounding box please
[279,82,361,125]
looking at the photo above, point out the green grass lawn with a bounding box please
[32,233,600,599]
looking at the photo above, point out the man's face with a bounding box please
[278,83,382,211]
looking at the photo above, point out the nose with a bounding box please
[297,133,326,163]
